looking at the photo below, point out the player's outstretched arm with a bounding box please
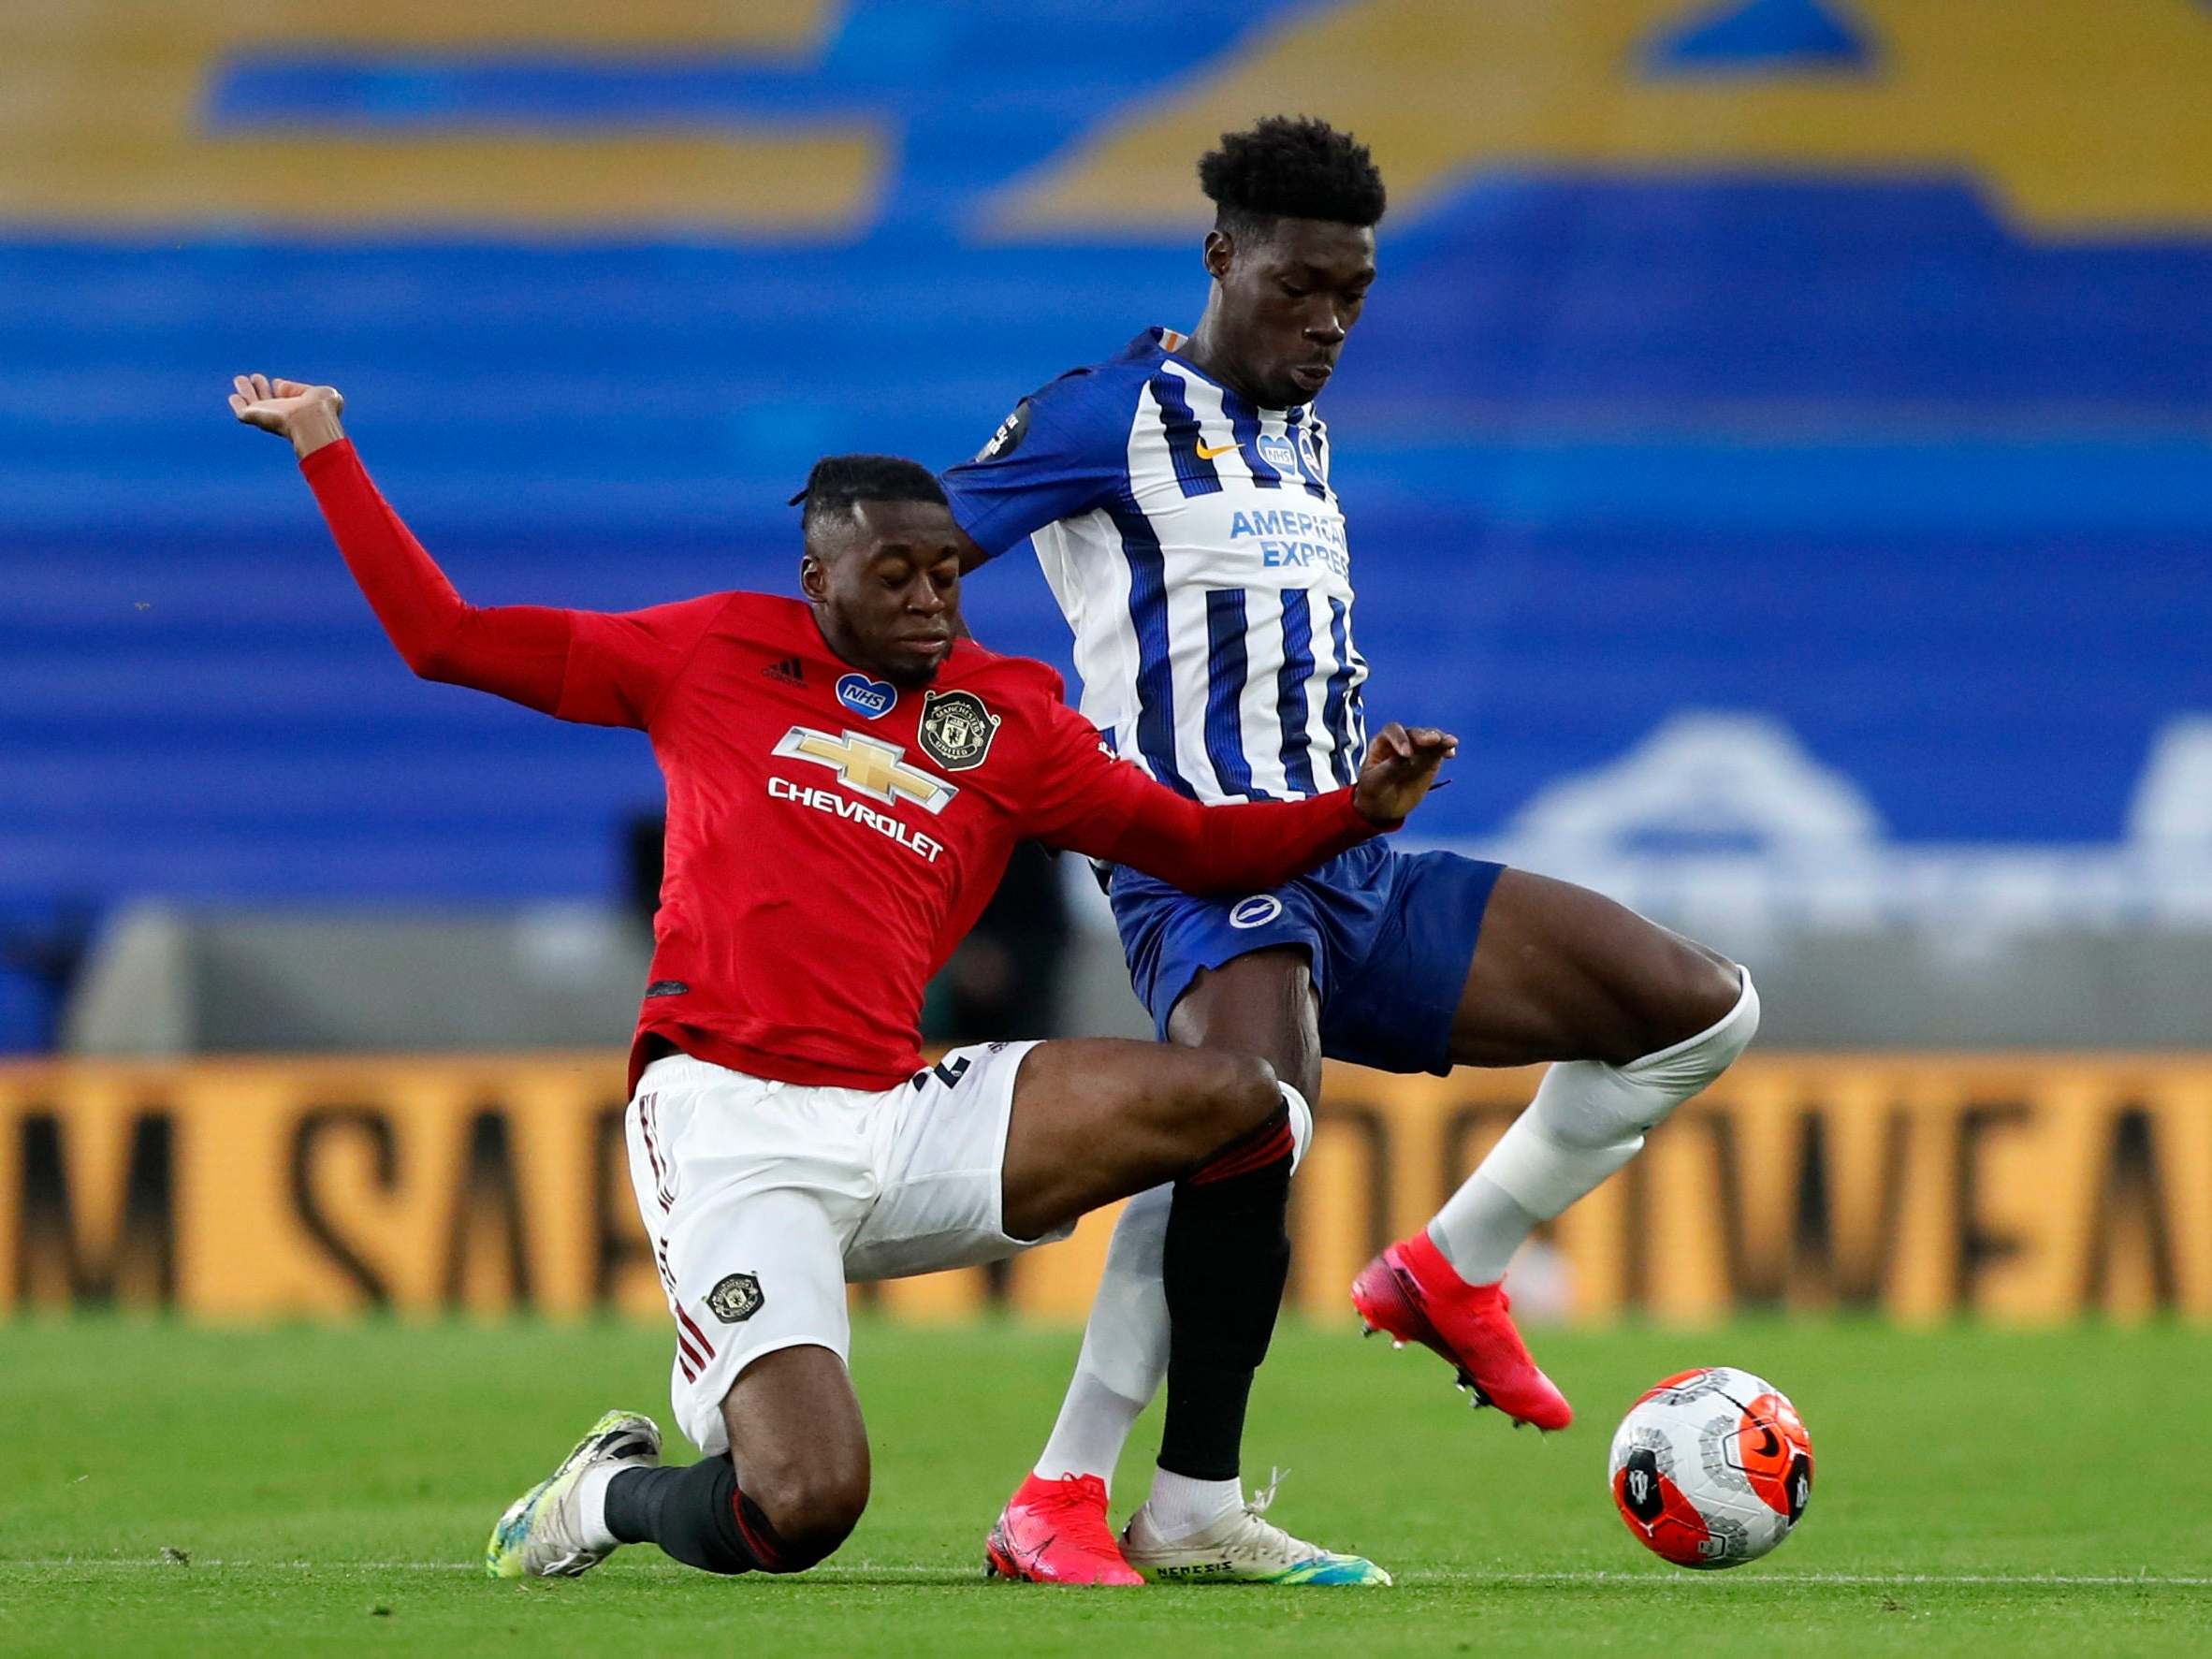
[230,371,575,711]
[1044,716,1456,895]
[229,374,718,725]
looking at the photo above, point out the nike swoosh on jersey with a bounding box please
[1195,441,1239,459]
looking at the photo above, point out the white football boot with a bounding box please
[485,1409,661,1579]
[1119,1471,1392,1586]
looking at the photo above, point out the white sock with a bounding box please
[1034,1370,1149,1489]
[1142,1467,1243,1541]
[1031,1083,1314,1493]
[1429,971,1760,1284]
[1034,1183,1172,1492]
[1426,1176,1539,1287]
[574,1463,623,1553]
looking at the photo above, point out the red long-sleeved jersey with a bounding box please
[301,440,1387,1091]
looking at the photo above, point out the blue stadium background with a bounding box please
[5,0,2210,1045]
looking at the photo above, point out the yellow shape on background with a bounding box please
[5,1051,2210,1323]
[996,0,2212,240]
[2,0,876,232]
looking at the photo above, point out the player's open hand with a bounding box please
[227,374,346,458]
[1352,722,1457,825]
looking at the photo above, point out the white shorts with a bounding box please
[623,1040,1068,1454]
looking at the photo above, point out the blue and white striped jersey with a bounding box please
[942,327,1367,804]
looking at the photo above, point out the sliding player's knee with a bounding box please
[746,1454,870,1572]
[1158,1043,1283,1158]
[1216,1049,1285,1133]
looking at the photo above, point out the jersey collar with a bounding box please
[1127,326,1311,421]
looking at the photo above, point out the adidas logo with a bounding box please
[762,656,807,686]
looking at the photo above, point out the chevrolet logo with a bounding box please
[772,726,957,815]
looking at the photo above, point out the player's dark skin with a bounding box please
[782,490,1455,1262]
[800,499,966,688]
[948,218,1743,1119]
[757,501,1457,1558]
[234,368,1456,1566]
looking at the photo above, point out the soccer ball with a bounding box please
[1608,1366,1813,1569]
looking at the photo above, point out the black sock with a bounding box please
[604,1461,789,1575]
[1157,1100,1295,1482]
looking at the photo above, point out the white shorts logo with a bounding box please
[1229,895,1285,930]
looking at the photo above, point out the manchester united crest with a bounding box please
[918,690,1001,772]
[706,1272,764,1324]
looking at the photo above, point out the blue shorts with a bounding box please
[1108,839,1506,1077]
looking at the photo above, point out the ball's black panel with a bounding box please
[1620,1447,1667,1525]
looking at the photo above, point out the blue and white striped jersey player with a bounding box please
[940,117,1764,1588]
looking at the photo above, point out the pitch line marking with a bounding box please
[4,1562,2210,1588]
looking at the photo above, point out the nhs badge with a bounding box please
[837,673,897,720]
[1257,434,1298,476]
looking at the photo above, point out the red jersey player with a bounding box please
[230,374,1449,1588]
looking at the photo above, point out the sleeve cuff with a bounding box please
[939,488,1008,560]
[298,436,357,482]
[1339,786,1397,836]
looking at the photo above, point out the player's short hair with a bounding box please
[1199,115,1387,239]
[791,454,948,540]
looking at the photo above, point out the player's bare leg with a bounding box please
[1164,947,1324,1104]
[997,1037,1289,1238]
[1355,869,1756,1429]
[1445,871,1742,1071]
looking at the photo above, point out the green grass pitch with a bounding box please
[4,1316,2209,1656]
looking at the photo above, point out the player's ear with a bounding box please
[1202,226,1235,284]
[798,550,829,604]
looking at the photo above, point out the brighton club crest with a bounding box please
[918,690,1001,772]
